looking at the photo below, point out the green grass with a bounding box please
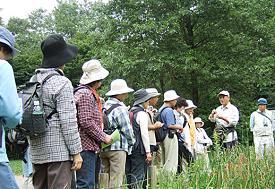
[9,159,22,176]
[156,144,275,189]
[9,143,275,188]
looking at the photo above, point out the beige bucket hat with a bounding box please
[105,79,134,96]
[80,59,109,85]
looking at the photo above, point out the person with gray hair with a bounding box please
[209,90,239,149]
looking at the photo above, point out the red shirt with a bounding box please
[74,86,106,152]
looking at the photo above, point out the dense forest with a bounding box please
[2,0,274,144]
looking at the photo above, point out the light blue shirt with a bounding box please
[0,60,22,162]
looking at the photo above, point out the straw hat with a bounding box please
[105,79,134,96]
[80,59,109,84]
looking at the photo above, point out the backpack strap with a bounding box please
[73,85,90,94]
[104,104,122,115]
[40,73,61,121]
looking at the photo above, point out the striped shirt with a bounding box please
[102,97,135,154]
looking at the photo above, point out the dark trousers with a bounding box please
[178,141,193,173]
[223,140,238,149]
[126,151,148,189]
[76,150,96,189]
[33,161,72,189]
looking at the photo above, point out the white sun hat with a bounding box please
[194,117,204,127]
[80,59,109,85]
[146,88,161,98]
[218,90,230,97]
[163,90,180,102]
[105,79,134,96]
[185,100,197,110]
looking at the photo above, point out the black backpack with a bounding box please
[6,128,28,162]
[102,104,121,135]
[154,107,169,142]
[17,73,59,137]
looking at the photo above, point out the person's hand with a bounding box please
[211,109,217,116]
[178,127,184,133]
[154,121,162,129]
[145,152,152,164]
[104,134,113,144]
[71,153,83,171]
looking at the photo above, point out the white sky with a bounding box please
[0,0,58,24]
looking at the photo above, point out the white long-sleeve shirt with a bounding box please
[209,102,239,142]
[136,111,150,153]
[195,128,212,154]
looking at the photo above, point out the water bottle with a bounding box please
[33,100,43,115]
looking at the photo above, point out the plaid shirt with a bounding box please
[102,97,135,153]
[74,85,106,152]
[29,68,82,164]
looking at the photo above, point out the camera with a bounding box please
[168,129,176,139]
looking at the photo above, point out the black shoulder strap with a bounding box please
[105,104,122,115]
[73,85,90,94]
[40,72,61,121]
[257,111,272,123]
[41,73,60,85]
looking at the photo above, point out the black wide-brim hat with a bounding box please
[41,34,78,68]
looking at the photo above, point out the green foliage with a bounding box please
[4,0,274,144]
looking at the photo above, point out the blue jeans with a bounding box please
[0,162,19,189]
[76,150,96,189]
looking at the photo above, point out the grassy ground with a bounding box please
[9,144,275,188]
[156,145,275,189]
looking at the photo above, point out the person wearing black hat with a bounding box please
[0,26,22,189]
[28,34,83,189]
[126,89,152,189]
[250,98,274,159]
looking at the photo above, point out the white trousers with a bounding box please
[254,135,274,159]
[161,134,178,174]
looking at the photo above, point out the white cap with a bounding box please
[218,90,230,96]
[163,90,179,102]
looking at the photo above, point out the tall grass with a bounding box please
[157,139,275,189]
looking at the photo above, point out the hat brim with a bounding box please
[133,95,152,106]
[195,122,204,127]
[149,93,161,98]
[106,88,134,96]
[80,67,109,85]
[163,95,180,102]
[185,105,197,110]
[0,38,20,56]
[41,44,77,68]
[258,103,267,105]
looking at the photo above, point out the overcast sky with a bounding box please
[0,0,58,24]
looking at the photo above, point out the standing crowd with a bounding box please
[1,28,274,189]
